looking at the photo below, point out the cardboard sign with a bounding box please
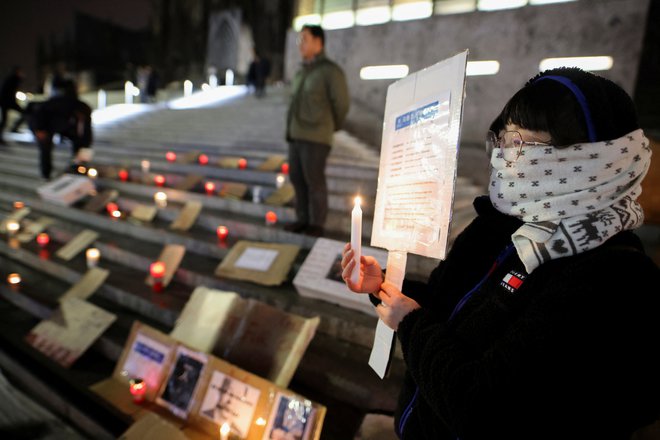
[83,189,118,212]
[256,154,286,171]
[174,175,203,191]
[60,267,110,302]
[16,216,55,243]
[217,299,319,388]
[215,241,300,286]
[264,183,295,206]
[37,174,95,206]
[169,201,202,231]
[219,182,248,200]
[169,287,242,353]
[55,229,99,261]
[369,50,468,378]
[170,286,319,388]
[180,151,202,164]
[0,207,31,233]
[130,204,158,223]
[371,51,467,260]
[25,298,116,368]
[145,244,186,288]
[218,157,243,168]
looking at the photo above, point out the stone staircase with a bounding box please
[0,88,488,440]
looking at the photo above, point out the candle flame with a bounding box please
[7,273,21,285]
[354,196,361,207]
[255,417,267,426]
[220,422,231,436]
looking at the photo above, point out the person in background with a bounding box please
[0,65,25,144]
[284,24,350,237]
[247,47,271,98]
[341,67,660,439]
[29,79,92,180]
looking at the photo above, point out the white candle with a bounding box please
[86,248,100,268]
[220,422,230,440]
[154,191,168,208]
[6,220,19,236]
[351,196,362,285]
[275,173,285,189]
[141,160,150,173]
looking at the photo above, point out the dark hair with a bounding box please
[302,24,325,47]
[490,67,639,146]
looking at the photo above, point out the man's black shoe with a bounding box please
[283,221,308,233]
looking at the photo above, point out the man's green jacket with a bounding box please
[286,53,350,146]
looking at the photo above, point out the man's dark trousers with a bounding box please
[288,139,331,229]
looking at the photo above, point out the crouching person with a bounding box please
[29,79,93,180]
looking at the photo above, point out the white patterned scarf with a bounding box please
[489,129,652,273]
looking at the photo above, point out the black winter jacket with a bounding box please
[393,196,660,439]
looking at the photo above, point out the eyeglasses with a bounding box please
[486,130,552,163]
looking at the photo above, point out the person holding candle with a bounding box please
[341,68,660,439]
[283,24,350,238]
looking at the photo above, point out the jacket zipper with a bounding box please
[397,244,515,439]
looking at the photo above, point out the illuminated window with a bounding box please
[466,60,500,76]
[539,56,613,72]
[392,0,434,21]
[478,0,526,11]
[529,0,577,4]
[360,65,410,80]
[322,0,355,29]
[293,0,323,30]
[434,0,476,14]
[356,0,391,25]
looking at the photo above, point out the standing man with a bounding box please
[285,24,350,237]
[0,66,25,145]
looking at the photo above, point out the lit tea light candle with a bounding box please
[129,378,146,404]
[275,173,285,189]
[86,248,100,268]
[111,210,122,219]
[265,211,277,226]
[36,232,50,248]
[255,417,267,426]
[281,162,289,174]
[87,168,98,178]
[7,273,21,286]
[220,422,230,440]
[6,220,19,235]
[198,154,209,165]
[106,202,119,215]
[141,160,150,173]
[166,151,177,162]
[77,165,87,174]
[154,191,167,208]
[150,261,166,293]
[13,201,24,210]
[118,169,129,182]
[238,158,247,169]
[217,225,229,241]
[205,181,216,195]
[154,174,166,187]
[350,196,362,285]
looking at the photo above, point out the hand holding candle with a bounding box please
[350,196,362,285]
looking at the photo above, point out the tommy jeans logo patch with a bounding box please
[501,271,526,293]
